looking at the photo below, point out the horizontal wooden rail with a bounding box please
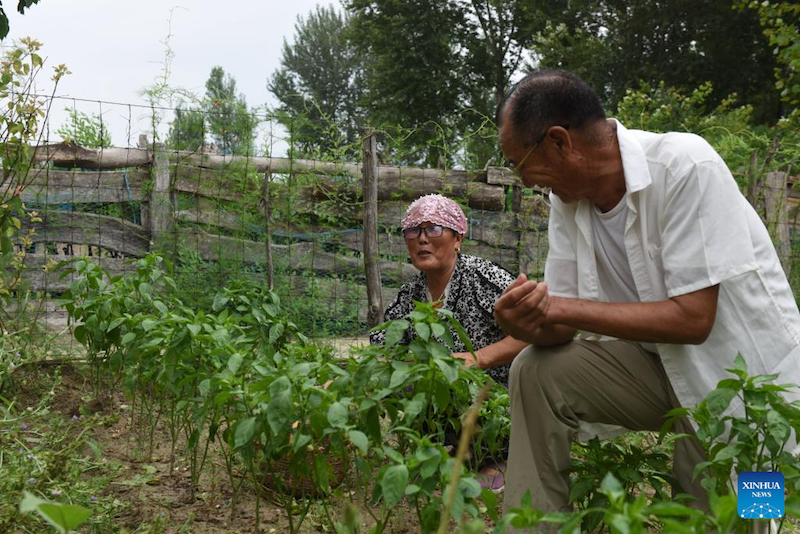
[20,211,151,258]
[177,227,418,284]
[16,254,136,292]
[3,168,149,205]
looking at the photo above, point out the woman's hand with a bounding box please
[452,351,479,368]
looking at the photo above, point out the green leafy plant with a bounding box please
[58,256,504,533]
[566,432,674,532]
[492,355,800,533]
[665,353,800,527]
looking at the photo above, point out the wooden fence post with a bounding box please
[262,166,274,290]
[150,143,174,254]
[512,184,522,214]
[137,135,151,230]
[363,128,384,327]
[764,170,791,278]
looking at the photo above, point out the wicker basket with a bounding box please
[260,448,347,498]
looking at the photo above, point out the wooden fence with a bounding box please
[6,136,796,332]
[5,136,551,330]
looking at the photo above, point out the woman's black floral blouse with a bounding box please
[370,254,516,388]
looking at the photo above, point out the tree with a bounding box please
[532,0,781,124]
[167,103,205,152]
[737,1,800,120]
[346,0,465,165]
[344,0,571,166]
[56,108,112,149]
[269,5,364,159]
[204,66,256,155]
[455,0,560,166]
[0,0,41,40]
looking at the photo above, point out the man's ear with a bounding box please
[548,126,572,150]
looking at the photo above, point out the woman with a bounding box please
[370,194,528,489]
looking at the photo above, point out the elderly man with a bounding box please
[493,69,800,515]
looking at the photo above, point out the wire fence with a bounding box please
[4,96,800,339]
[6,97,553,338]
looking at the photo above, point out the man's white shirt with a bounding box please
[543,120,800,437]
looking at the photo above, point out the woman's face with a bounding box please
[404,221,463,276]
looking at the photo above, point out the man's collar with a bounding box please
[612,119,652,193]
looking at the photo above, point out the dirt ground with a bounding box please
[318,336,371,357]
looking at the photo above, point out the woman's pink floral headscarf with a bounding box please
[401,194,468,235]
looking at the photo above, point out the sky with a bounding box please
[4,0,329,153]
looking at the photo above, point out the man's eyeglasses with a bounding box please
[508,125,569,177]
[509,131,547,177]
[403,224,445,240]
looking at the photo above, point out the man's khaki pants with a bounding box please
[503,340,708,516]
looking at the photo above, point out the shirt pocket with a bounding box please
[647,244,663,268]
[646,244,668,299]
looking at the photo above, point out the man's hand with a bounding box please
[494,274,551,344]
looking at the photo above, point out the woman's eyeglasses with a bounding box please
[403,224,445,239]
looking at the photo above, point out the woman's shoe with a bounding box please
[477,463,506,492]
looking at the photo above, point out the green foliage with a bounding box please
[44,252,800,533]
[346,0,465,166]
[0,0,42,40]
[456,1,559,165]
[276,0,794,168]
[0,374,119,532]
[566,433,674,532]
[55,108,112,148]
[0,318,54,397]
[493,490,574,533]
[615,82,753,139]
[613,82,800,189]
[490,355,800,533]
[667,353,800,501]
[162,66,256,155]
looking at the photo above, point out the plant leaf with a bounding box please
[706,387,737,417]
[234,417,257,449]
[384,319,409,347]
[349,430,369,454]
[328,402,349,429]
[380,464,409,508]
[212,293,229,311]
[21,490,93,533]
